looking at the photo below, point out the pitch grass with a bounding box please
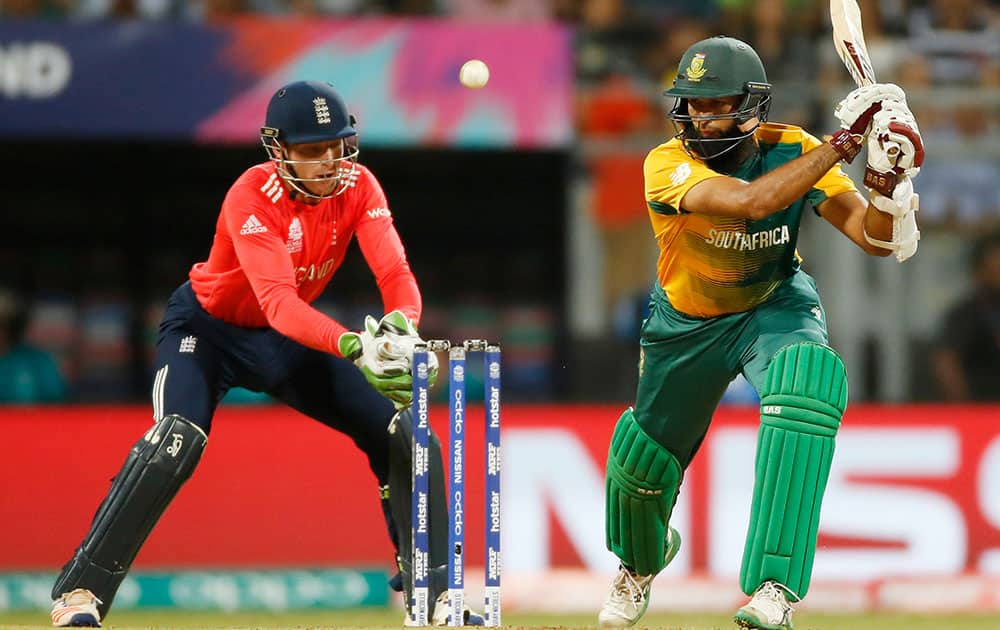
[2,609,998,629]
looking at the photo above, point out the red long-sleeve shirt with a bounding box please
[189,161,420,357]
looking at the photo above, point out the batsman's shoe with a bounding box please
[598,526,682,627]
[51,588,102,627]
[734,580,797,630]
[404,591,485,627]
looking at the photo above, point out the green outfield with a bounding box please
[2,609,998,629]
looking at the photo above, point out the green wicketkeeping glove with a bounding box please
[374,310,438,391]
[338,327,413,409]
[377,310,420,338]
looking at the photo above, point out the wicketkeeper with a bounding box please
[49,80,480,628]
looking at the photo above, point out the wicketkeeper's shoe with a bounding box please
[431,591,485,626]
[404,591,486,626]
[733,580,797,630]
[597,526,682,627]
[51,588,102,627]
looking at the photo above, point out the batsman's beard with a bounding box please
[682,123,759,172]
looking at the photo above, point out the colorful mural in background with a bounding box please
[0,18,572,148]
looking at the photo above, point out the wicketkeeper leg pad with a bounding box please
[740,343,848,598]
[386,408,449,617]
[605,408,683,577]
[52,414,207,617]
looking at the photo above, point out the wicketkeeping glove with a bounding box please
[373,310,439,388]
[337,319,414,409]
[337,311,438,409]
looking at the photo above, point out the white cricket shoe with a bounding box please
[51,588,102,627]
[733,580,796,630]
[598,526,681,627]
[404,591,485,626]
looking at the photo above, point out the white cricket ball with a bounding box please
[459,59,490,89]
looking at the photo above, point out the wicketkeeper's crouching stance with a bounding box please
[598,37,923,630]
[50,405,469,628]
[50,80,481,628]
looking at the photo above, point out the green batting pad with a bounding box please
[740,343,848,598]
[605,408,683,576]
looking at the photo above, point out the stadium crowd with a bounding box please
[0,0,996,402]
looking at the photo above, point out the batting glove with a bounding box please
[831,83,907,162]
[863,101,924,196]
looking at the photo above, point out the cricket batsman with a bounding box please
[49,81,481,627]
[598,36,923,629]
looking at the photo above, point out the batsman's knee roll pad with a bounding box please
[52,414,206,616]
[740,343,847,598]
[759,342,848,436]
[605,408,682,576]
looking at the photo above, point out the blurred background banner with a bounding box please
[0,569,390,611]
[4,403,1000,612]
[0,18,572,147]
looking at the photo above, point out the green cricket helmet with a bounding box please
[665,36,772,161]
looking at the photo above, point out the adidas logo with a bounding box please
[240,214,268,235]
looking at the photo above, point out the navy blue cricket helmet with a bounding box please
[260,80,359,199]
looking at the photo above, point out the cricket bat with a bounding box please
[830,0,899,158]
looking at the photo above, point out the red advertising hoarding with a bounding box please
[3,404,1000,586]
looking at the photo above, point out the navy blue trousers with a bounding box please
[152,282,397,484]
